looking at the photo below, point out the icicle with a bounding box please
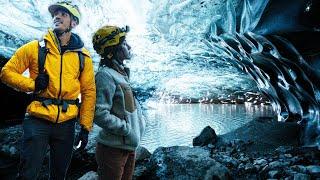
[208,15,221,38]
[226,0,236,34]
[239,0,251,34]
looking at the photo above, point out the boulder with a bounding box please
[193,126,218,147]
[141,146,230,179]
[136,146,151,161]
[220,117,300,154]
[293,173,311,180]
[78,171,98,180]
[306,165,320,177]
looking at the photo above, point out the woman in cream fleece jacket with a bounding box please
[93,25,146,180]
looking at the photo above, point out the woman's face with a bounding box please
[116,40,132,61]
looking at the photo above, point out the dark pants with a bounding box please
[96,143,136,180]
[17,116,75,180]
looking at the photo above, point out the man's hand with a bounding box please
[74,127,89,151]
[34,73,49,93]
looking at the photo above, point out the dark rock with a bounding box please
[204,163,232,180]
[297,146,320,154]
[78,171,98,180]
[213,154,239,168]
[239,155,250,163]
[268,161,290,170]
[254,165,262,172]
[297,146,320,164]
[238,163,245,171]
[68,150,97,179]
[134,147,151,179]
[134,161,148,179]
[268,170,280,179]
[228,139,252,152]
[142,146,230,179]
[259,164,270,176]
[136,146,151,161]
[254,159,268,166]
[285,169,298,177]
[284,154,293,158]
[0,125,22,158]
[220,119,300,154]
[207,143,215,149]
[275,146,294,154]
[214,138,229,148]
[306,165,320,177]
[293,173,311,180]
[291,165,308,174]
[230,139,245,146]
[193,126,218,147]
[0,125,22,179]
[289,156,305,164]
[244,163,256,173]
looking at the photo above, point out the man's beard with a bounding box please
[53,27,71,36]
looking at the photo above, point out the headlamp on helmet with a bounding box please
[92,25,130,55]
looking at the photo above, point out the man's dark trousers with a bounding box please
[17,115,76,180]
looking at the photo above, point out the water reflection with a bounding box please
[141,103,275,152]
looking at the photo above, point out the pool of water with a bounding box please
[139,103,275,152]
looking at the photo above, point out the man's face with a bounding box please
[52,9,73,32]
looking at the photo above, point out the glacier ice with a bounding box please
[0,0,319,146]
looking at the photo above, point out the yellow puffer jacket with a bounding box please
[0,29,96,131]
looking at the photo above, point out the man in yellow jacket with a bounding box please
[0,2,96,179]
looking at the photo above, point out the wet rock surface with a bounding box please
[1,117,319,180]
[132,117,319,180]
[132,142,319,180]
[193,126,218,147]
[138,146,231,180]
[221,117,301,154]
[0,125,22,179]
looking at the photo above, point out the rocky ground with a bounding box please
[132,117,319,180]
[0,117,319,180]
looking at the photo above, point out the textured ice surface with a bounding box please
[0,0,258,101]
[0,0,319,146]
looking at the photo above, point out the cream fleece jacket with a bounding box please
[94,61,146,151]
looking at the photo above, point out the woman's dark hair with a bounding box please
[99,36,125,67]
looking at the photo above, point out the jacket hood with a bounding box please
[43,29,89,56]
[68,33,84,50]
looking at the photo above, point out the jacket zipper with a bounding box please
[53,48,81,123]
[55,52,64,123]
